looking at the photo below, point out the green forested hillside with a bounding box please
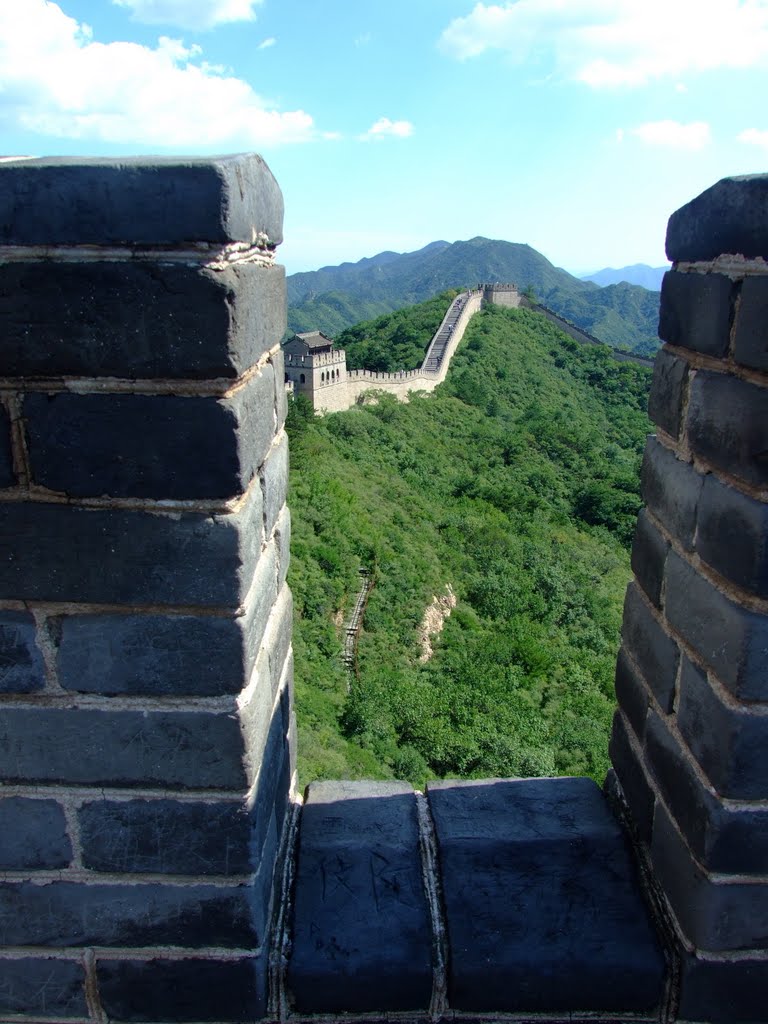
[287,237,660,355]
[286,302,652,787]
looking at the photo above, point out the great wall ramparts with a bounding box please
[0,156,766,1024]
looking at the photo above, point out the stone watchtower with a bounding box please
[282,331,348,412]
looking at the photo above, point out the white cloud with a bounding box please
[738,127,768,149]
[112,0,262,31]
[632,120,712,150]
[257,36,276,49]
[439,1,768,87]
[359,117,414,141]
[0,0,319,147]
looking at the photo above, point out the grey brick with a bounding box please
[263,585,293,699]
[0,880,261,948]
[0,957,87,1018]
[288,780,432,1015]
[0,707,248,789]
[0,155,283,246]
[677,656,768,800]
[614,648,650,738]
[641,436,702,550]
[666,173,768,262]
[665,550,768,701]
[687,371,768,487]
[58,612,249,696]
[0,489,261,606]
[275,505,291,587]
[98,956,266,1023]
[0,403,13,488]
[696,472,768,601]
[0,261,286,380]
[657,271,732,357]
[0,610,45,693]
[647,347,689,436]
[621,583,679,713]
[271,349,288,431]
[631,509,669,608]
[678,952,768,1023]
[734,275,768,371]
[651,799,768,951]
[609,711,655,845]
[427,776,664,1013]
[261,432,288,537]
[25,373,275,500]
[645,709,768,874]
[241,541,278,678]
[79,799,252,875]
[0,798,72,870]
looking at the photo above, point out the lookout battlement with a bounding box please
[0,157,766,1024]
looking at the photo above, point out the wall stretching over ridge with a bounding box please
[0,156,295,1022]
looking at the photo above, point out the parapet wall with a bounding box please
[0,157,295,1022]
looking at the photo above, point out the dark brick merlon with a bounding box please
[0,155,283,246]
[658,270,733,358]
[621,582,679,714]
[666,173,768,262]
[641,436,703,551]
[427,777,665,1014]
[97,956,267,1023]
[631,508,670,608]
[697,473,768,600]
[647,346,690,438]
[0,487,262,606]
[23,368,276,500]
[0,261,286,380]
[0,957,88,1019]
[678,951,768,1023]
[609,711,657,846]
[734,275,768,371]
[287,780,432,1015]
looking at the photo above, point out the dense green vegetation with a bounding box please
[286,301,652,788]
[287,237,660,355]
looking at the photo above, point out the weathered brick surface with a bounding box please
[0,797,71,870]
[25,372,275,499]
[647,347,689,437]
[0,261,286,380]
[262,584,293,699]
[734,275,768,371]
[98,956,266,1023]
[271,348,288,430]
[0,707,248,789]
[665,550,768,701]
[58,611,248,696]
[275,504,291,587]
[0,404,13,489]
[651,800,768,951]
[428,776,664,1013]
[0,491,261,606]
[241,541,278,676]
[657,271,732,357]
[0,155,283,246]
[261,432,289,537]
[614,648,650,739]
[687,371,768,488]
[677,656,768,800]
[678,952,768,1023]
[0,957,87,1018]
[0,610,45,693]
[665,174,768,262]
[0,880,260,948]
[641,436,702,551]
[608,712,656,845]
[645,709,768,874]
[696,472,768,599]
[288,781,432,1015]
[621,583,679,713]
[79,800,252,875]
[630,509,669,608]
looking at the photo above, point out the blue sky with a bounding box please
[2,1,768,276]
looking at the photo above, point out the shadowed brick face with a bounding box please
[613,173,768,1022]
[0,155,294,1024]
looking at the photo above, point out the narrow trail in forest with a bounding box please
[342,568,374,686]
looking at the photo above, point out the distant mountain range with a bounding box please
[581,264,669,291]
[287,238,662,356]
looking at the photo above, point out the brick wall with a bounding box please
[0,156,295,1023]
[610,174,768,1022]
